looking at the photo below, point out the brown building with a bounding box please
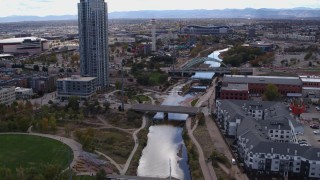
[222,75,302,97]
[300,76,320,88]
[220,84,249,100]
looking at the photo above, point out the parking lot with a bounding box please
[297,105,320,148]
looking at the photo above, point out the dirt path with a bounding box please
[186,118,218,180]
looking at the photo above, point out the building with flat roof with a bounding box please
[220,84,249,100]
[15,87,33,100]
[300,76,320,88]
[182,25,233,35]
[57,75,97,100]
[78,0,109,88]
[222,75,302,97]
[249,41,274,52]
[0,37,49,55]
[0,86,16,105]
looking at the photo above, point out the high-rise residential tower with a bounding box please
[78,0,109,88]
[151,19,156,52]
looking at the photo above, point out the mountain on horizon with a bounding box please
[1,8,320,23]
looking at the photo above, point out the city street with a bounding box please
[30,91,57,106]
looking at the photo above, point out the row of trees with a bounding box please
[131,61,168,86]
[0,102,33,132]
[223,45,266,67]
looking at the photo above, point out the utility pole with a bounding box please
[169,159,172,180]
[121,59,125,111]
[68,149,72,180]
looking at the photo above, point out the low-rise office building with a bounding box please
[15,87,33,99]
[57,76,97,101]
[182,25,233,35]
[0,86,16,105]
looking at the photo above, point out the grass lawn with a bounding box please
[193,124,215,158]
[191,98,199,107]
[0,134,72,171]
[149,72,167,85]
[75,175,96,180]
[132,95,150,103]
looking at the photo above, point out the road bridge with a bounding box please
[169,67,253,76]
[131,104,200,115]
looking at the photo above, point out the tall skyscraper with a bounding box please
[78,0,109,88]
[151,19,156,52]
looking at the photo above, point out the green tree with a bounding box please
[96,169,106,180]
[67,96,80,112]
[263,84,281,101]
[304,51,312,60]
[115,81,122,90]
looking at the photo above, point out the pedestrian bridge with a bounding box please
[131,104,200,115]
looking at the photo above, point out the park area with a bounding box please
[0,134,72,171]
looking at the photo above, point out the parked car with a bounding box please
[310,124,320,129]
[314,130,320,134]
[295,132,304,135]
[298,139,307,143]
[232,158,236,165]
[300,143,310,146]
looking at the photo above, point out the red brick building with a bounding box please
[222,75,302,97]
[300,76,320,88]
[220,84,249,100]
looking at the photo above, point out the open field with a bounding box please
[0,134,72,171]
[94,129,134,164]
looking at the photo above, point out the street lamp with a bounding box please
[121,59,125,111]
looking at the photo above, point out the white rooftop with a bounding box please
[57,76,96,82]
[300,76,320,83]
[0,54,14,58]
[0,37,47,44]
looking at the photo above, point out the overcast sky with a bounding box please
[0,0,319,17]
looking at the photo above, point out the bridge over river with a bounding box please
[168,67,253,76]
[131,104,200,115]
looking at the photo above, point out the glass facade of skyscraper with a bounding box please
[78,0,109,88]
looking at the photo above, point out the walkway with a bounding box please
[186,118,217,180]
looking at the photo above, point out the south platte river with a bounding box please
[137,48,228,179]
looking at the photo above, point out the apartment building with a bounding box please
[0,86,16,105]
[216,99,320,178]
[57,75,97,101]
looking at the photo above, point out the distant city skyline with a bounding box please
[0,0,320,17]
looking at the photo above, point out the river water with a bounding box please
[137,48,227,179]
